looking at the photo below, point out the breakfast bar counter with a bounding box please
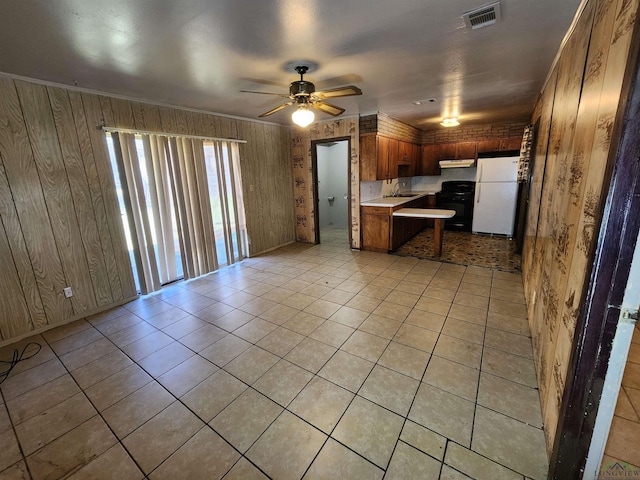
[360,192,442,253]
[392,208,456,256]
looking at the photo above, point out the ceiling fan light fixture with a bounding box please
[292,104,315,127]
[244,64,361,122]
[441,117,460,127]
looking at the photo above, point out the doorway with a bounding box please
[312,138,351,246]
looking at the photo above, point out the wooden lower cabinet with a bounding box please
[424,193,437,227]
[361,206,392,252]
[361,194,436,252]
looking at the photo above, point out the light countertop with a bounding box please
[360,190,437,207]
[393,208,455,219]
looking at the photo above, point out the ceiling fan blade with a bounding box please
[241,90,291,98]
[259,101,294,117]
[312,101,345,116]
[313,85,362,99]
[315,73,363,90]
[240,77,289,88]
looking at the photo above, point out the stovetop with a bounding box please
[439,181,476,193]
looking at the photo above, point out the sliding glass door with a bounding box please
[106,132,247,294]
[203,141,247,267]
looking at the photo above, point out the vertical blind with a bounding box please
[108,132,247,294]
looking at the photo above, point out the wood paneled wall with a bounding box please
[522,0,639,454]
[0,76,294,343]
[290,118,360,247]
[237,122,294,253]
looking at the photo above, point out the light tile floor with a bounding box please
[601,324,640,472]
[0,227,547,479]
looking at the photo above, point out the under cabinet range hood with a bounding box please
[439,159,475,168]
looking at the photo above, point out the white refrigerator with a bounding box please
[472,156,519,236]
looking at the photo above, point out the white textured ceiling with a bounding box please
[0,0,582,129]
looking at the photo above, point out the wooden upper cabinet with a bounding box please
[438,143,457,160]
[420,144,440,176]
[499,137,522,151]
[438,142,477,160]
[477,139,501,154]
[408,142,420,175]
[376,135,390,180]
[457,142,477,160]
[475,137,522,154]
[361,135,418,181]
[361,135,523,180]
[359,135,377,181]
[388,138,399,179]
[398,141,421,176]
[376,136,399,181]
[398,141,411,165]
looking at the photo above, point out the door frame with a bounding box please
[549,21,640,478]
[311,137,352,247]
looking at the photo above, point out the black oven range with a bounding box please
[435,181,476,232]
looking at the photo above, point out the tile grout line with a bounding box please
[238,256,438,477]
[35,317,249,479]
[0,383,35,479]
[1,232,541,479]
[120,276,384,478]
[79,315,288,479]
[216,250,418,477]
[377,261,454,478]
[464,267,492,475]
[40,324,156,478]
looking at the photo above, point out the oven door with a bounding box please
[436,193,473,231]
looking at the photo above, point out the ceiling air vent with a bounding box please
[463,1,502,30]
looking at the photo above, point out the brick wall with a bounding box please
[359,112,422,143]
[421,121,529,144]
[377,112,422,143]
[360,114,528,145]
[359,114,377,134]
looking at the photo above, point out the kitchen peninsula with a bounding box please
[360,192,437,252]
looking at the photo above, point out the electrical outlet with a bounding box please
[63,287,73,298]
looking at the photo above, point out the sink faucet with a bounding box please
[393,182,406,197]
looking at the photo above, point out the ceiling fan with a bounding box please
[241,65,362,127]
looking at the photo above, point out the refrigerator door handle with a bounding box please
[476,184,481,203]
[478,163,483,182]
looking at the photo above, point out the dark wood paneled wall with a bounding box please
[0,77,294,343]
[522,0,639,454]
